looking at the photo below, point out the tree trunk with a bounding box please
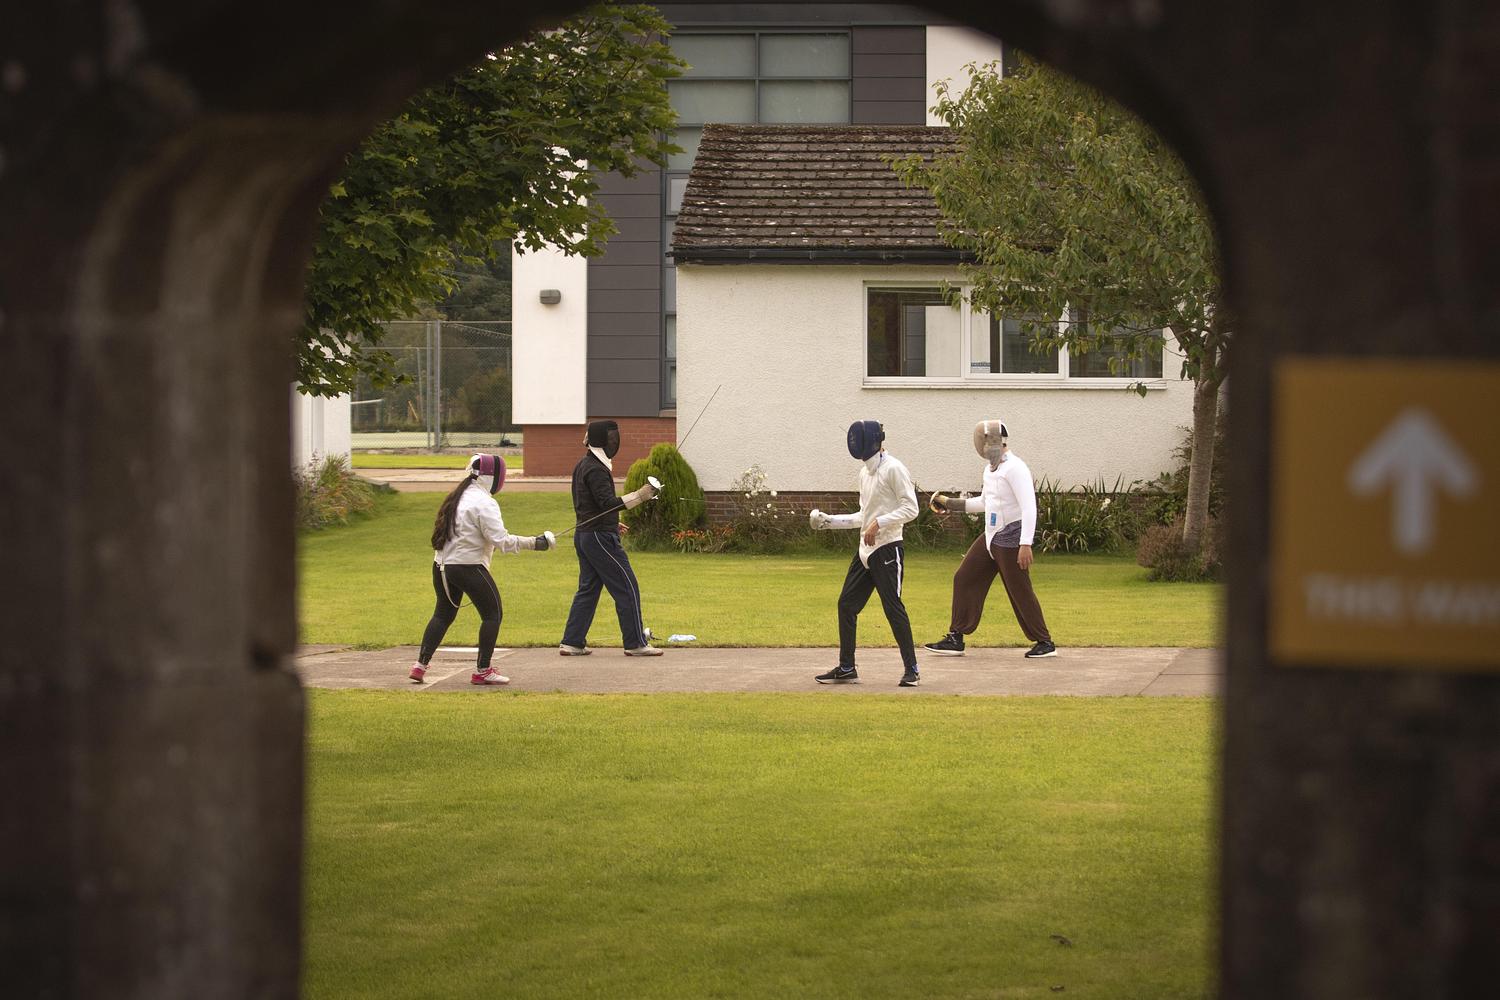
[1180,372,1221,551]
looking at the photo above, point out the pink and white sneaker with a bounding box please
[470,667,510,686]
[409,662,427,683]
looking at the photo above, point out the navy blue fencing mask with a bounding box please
[587,419,621,459]
[846,420,884,461]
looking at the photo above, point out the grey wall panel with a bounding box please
[594,170,660,196]
[852,52,925,78]
[587,265,661,291]
[851,26,925,54]
[594,193,661,219]
[589,335,662,360]
[585,312,661,336]
[853,100,928,123]
[593,240,661,265]
[588,358,661,383]
[588,382,661,417]
[589,289,661,313]
[853,75,926,102]
[607,217,661,243]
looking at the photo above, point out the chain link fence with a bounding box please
[350,320,519,449]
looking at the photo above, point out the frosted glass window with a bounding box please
[667,176,688,215]
[667,127,702,170]
[759,81,851,124]
[665,316,676,359]
[663,263,676,311]
[672,35,756,78]
[668,81,755,124]
[759,34,850,77]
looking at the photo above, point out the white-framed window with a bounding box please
[862,283,1169,389]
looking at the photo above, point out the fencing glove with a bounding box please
[530,531,556,552]
[622,480,659,510]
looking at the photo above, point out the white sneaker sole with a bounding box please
[558,647,592,656]
[923,647,965,656]
[624,648,664,656]
[1025,650,1059,658]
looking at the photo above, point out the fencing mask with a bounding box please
[469,453,507,494]
[587,419,621,459]
[846,419,885,461]
[973,420,1008,467]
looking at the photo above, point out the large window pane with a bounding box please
[759,33,850,78]
[665,315,676,360]
[1073,329,1165,378]
[667,175,689,215]
[668,80,756,123]
[759,80,851,123]
[672,34,756,77]
[867,288,956,377]
[667,127,702,170]
[997,315,1060,373]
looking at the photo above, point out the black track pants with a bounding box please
[418,563,502,668]
[837,541,917,670]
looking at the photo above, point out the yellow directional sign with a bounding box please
[1272,358,1500,670]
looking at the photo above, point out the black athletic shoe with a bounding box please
[899,667,921,687]
[923,632,965,656]
[815,665,859,684]
[1024,640,1058,658]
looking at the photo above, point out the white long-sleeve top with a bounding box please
[826,451,919,565]
[963,452,1039,548]
[433,480,530,565]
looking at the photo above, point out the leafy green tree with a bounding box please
[300,4,682,396]
[893,57,1228,557]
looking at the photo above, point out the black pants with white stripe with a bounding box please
[837,540,917,670]
[419,563,502,669]
[561,529,647,649]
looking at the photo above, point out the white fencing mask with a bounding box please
[973,419,1008,468]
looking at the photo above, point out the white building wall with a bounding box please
[925,25,1006,125]
[290,388,351,468]
[512,242,589,424]
[676,264,1195,493]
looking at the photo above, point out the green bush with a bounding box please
[1136,518,1223,582]
[296,455,384,531]
[621,443,706,545]
[1035,476,1142,554]
[1142,423,1228,527]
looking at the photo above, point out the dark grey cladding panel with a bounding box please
[594,169,661,196]
[587,265,661,291]
[851,25,925,54]
[658,4,949,26]
[853,75,926,102]
[607,217,662,244]
[588,381,661,417]
[592,193,661,220]
[588,358,661,383]
[853,52,924,78]
[585,312,660,336]
[853,100,928,124]
[589,335,661,360]
[588,288,661,313]
[593,239,661,265]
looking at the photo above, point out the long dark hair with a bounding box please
[431,474,476,550]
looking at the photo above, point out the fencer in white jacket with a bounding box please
[808,420,922,687]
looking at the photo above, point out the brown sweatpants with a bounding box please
[949,529,1052,643]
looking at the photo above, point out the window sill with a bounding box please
[861,377,1171,391]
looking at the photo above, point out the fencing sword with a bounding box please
[556,475,664,538]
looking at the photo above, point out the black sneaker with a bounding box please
[899,667,920,687]
[815,665,859,684]
[923,632,965,656]
[1024,640,1058,658]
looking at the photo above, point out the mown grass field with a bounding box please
[304,691,1216,1000]
[297,493,1221,649]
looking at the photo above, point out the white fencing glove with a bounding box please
[930,492,958,513]
[530,530,556,552]
[622,480,659,510]
[809,509,831,530]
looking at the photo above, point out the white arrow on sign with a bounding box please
[1346,407,1479,555]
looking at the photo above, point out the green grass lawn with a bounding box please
[298,493,1221,649]
[352,452,522,471]
[305,691,1215,999]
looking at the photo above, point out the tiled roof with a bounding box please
[670,124,961,263]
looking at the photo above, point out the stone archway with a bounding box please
[2,2,1496,996]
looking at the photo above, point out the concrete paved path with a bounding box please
[295,645,1221,696]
